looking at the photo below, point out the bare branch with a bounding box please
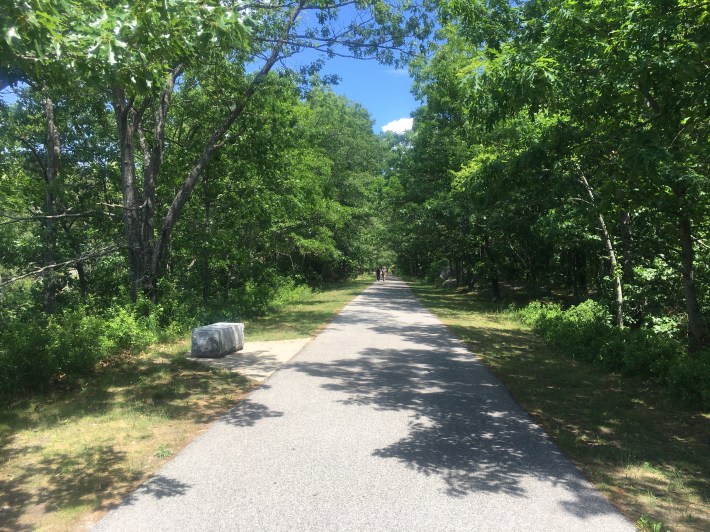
[236,0,360,12]
[0,210,117,225]
[0,246,120,288]
[254,36,406,56]
[693,236,710,251]
[152,0,309,277]
[98,200,148,211]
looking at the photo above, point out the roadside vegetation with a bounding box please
[382,0,710,409]
[0,0,414,398]
[408,279,709,532]
[2,1,709,530]
[0,278,370,530]
[383,5,710,528]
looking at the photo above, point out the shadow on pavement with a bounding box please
[223,399,284,428]
[122,475,191,504]
[291,280,622,520]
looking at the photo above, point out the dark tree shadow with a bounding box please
[222,399,284,428]
[290,280,627,520]
[120,475,190,505]
[0,443,142,531]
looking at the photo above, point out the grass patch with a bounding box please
[407,279,709,532]
[244,276,372,341]
[0,342,251,531]
[0,277,372,530]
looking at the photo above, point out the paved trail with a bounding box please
[95,279,632,531]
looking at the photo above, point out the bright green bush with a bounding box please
[0,301,162,397]
[235,272,312,316]
[47,308,104,373]
[519,300,611,363]
[99,306,157,353]
[270,277,312,308]
[0,317,54,395]
[518,299,708,408]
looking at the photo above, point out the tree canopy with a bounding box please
[382,0,710,404]
[1,0,708,405]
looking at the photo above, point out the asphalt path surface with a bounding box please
[94,279,633,531]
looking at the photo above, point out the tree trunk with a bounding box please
[578,174,623,327]
[111,0,306,303]
[202,171,211,306]
[149,5,305,297]
[678,213,708,352]
[483,235,501,300]
[112,88,143,302]
[620,211,634,283]
[137,73,177,303]
[599,212,623,326]
[491,277,501,300]
[573,250,587,302]
[42,95,60,313]
[76,261,88,298]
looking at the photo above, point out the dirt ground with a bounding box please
[186,338,311,381]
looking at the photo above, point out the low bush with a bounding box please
[0,301,162,397]
[666,351,710,406]
[0,271,322,397]
[270,277,312,308]
[518,299,707,408]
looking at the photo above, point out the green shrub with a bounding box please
[271,277,312,308]
[99,306,157,354]
[235,272,311,316]
[519,300,611,362]
[47,307,104,373]
[0,301,162,397]
[666,350,710,407]
[518,299,706,407]
[0,316,54,394]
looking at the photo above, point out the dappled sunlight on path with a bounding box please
[94,278,633,531]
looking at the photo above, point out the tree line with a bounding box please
[1,0,708,404]
[0,0,430,394]
[382,0,709,403]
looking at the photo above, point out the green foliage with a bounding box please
[519,300,708,407]
[666,351,710,407]
[0,65,391,395]
[270,278,313,309]
[0,298,161,397]
[385,0,710,384]
[636,515,669,532]
[1,0,249,91]
[519,300,612,364]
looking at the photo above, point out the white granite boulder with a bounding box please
[441,279,458,289]
[191,322,245,358]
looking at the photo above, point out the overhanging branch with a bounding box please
[0,245,120,288]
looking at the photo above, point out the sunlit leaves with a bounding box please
[1,0,250,92]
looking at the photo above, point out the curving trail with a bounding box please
[94,279,633,531]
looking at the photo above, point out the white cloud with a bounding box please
[381,117,413,134]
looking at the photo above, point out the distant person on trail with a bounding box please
[382,267,387,282]
[376,267,381,281]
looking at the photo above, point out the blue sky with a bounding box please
[2,50,421,135]
[294,55,420,134]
